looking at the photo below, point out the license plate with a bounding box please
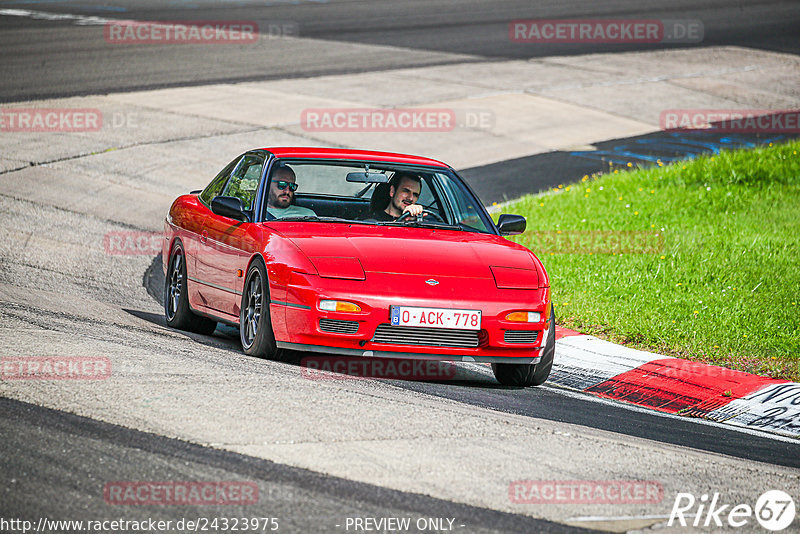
[390,306,481,330]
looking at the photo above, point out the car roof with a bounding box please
[260,147,450,169]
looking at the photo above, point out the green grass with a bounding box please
[504,140,800,381]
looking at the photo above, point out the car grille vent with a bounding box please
[319,318,359,334]
[371,324,479,348]
[477,329,490,347]
[504,330,539,344]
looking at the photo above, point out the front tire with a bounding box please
[492,306,556,387]
[164,241,217,335]
[240,258,282,360]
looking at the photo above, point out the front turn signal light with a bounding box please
[319,300,362,313]
[505,311,541,323]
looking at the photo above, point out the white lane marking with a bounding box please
[567,514,679,521]
[0,8,121,25]
[0,3,329,26]
[444,359,797,443]
[543,382,800,444]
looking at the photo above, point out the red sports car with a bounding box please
[163,147,553,386]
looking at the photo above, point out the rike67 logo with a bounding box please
[669,490,795,531]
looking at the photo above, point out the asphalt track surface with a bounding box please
[0,397,592,534]
[2,1,800,532]
[1,0,799,101]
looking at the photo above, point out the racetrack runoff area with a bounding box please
[2,41,800,532]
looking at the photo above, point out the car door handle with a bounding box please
[200,230,208,244]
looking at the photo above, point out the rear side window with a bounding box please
[199,156,241,206]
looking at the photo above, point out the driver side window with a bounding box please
[200,156,240,206]
[221,155,263,211]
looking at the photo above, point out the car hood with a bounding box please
[268,223,537,278]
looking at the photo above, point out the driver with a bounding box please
[369,172,424,221]
[267,163,316,219]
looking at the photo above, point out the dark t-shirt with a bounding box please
[366,209,395,221]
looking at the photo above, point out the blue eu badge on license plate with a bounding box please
[390,306,400,326]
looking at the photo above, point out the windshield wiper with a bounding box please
[455,222,483,233]
[276,216,374,225]
[275,216,484,233]
[377,220,461,231]
[275,215,322,221]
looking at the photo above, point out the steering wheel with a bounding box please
[396,208,445,223]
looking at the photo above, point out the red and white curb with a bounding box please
[551,327,800,439]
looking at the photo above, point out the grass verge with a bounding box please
[505,140,800,381]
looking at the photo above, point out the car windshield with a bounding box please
[262,160,494,234]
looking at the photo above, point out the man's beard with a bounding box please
[273,193,292,208]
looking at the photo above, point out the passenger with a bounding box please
[368,172,424,221]
[266,164,316,219]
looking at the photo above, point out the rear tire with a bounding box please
[492,306,556,387]
[164,241,217,335]
[240,258,282,360]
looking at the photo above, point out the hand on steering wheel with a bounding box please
[396,207,445,223]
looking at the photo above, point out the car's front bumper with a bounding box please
[276,341,542,364]
[271,271,551,363]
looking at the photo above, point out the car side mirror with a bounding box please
[497,214,526,235]
[211,196,250,222]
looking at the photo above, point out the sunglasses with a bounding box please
[274,180,298,192]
